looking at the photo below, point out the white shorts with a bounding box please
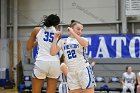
[59,82,69,93]
[32,60,61,79]
[67,65,95,90]
[123,83,135,90]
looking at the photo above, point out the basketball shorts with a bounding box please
[67,65,95,90]
[32,60,61,79]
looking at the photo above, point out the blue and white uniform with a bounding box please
[122,72,136,93]
[32,26,61,79]
[57,37,95,90]
[58,73,69,93]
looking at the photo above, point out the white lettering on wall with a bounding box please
[111,37,126,58]
[85,37,92,58]
[129,37,140,58]
[96,37,109,58]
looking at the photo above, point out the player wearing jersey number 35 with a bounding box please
[51,20,95,93]
[27,14,61,93]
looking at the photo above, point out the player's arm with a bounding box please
[50,31,61,56]
[60,55,68,76]
[137,74,140,85]
[121,73,125,85]
[61,63,68,76]
[27,27,40,51]
[60,54,68,76]
[67,27,88,48]
[134,73,136,85]
[121,80,125,85]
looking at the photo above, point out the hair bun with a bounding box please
[71,20,76,24]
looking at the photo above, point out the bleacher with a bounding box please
[92,58,139,93]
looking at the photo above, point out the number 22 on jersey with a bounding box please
[67,50,77,59]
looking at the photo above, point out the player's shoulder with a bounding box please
[34,27,41,31]
[33,27,41,34]
[123,72,127,75]
[131,72,135,75]
[30,26,41,37]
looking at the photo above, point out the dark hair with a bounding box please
[43,14,60,27]
[60,54,65,64]
[126,66,131,71]
[69,20,82,27]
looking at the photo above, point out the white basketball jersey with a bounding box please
[57,37,89,71]
[122,72,136,84]
[35,26,59,61]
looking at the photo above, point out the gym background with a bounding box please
[0,0,140,92]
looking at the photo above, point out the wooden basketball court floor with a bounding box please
[0,87,122,93]
[0,87,18,93]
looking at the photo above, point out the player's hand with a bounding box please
[91,61,96,66]
[122,83,125,86]
[54,31,61,39]
[67,27,74,33]
[60,63,68,76]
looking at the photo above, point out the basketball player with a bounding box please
[137,72,140,93]
[121,66,136,93]
[59,55,69,93]
[50,20,95,93]
[27,14,61,93]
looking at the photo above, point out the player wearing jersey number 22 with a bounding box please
[50,20,95,93]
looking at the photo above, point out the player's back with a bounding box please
[36,26,59,61]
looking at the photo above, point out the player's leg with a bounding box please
[128,84,134,93]
[46,77,58,93]
[32,78,44,93]
[69,89,81,93]
[67,71,81,93]
[122,85,128,93]
[83,87,94,93]
[80,65,95,93]
[32,65,46,93]
[47,61,61,93]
